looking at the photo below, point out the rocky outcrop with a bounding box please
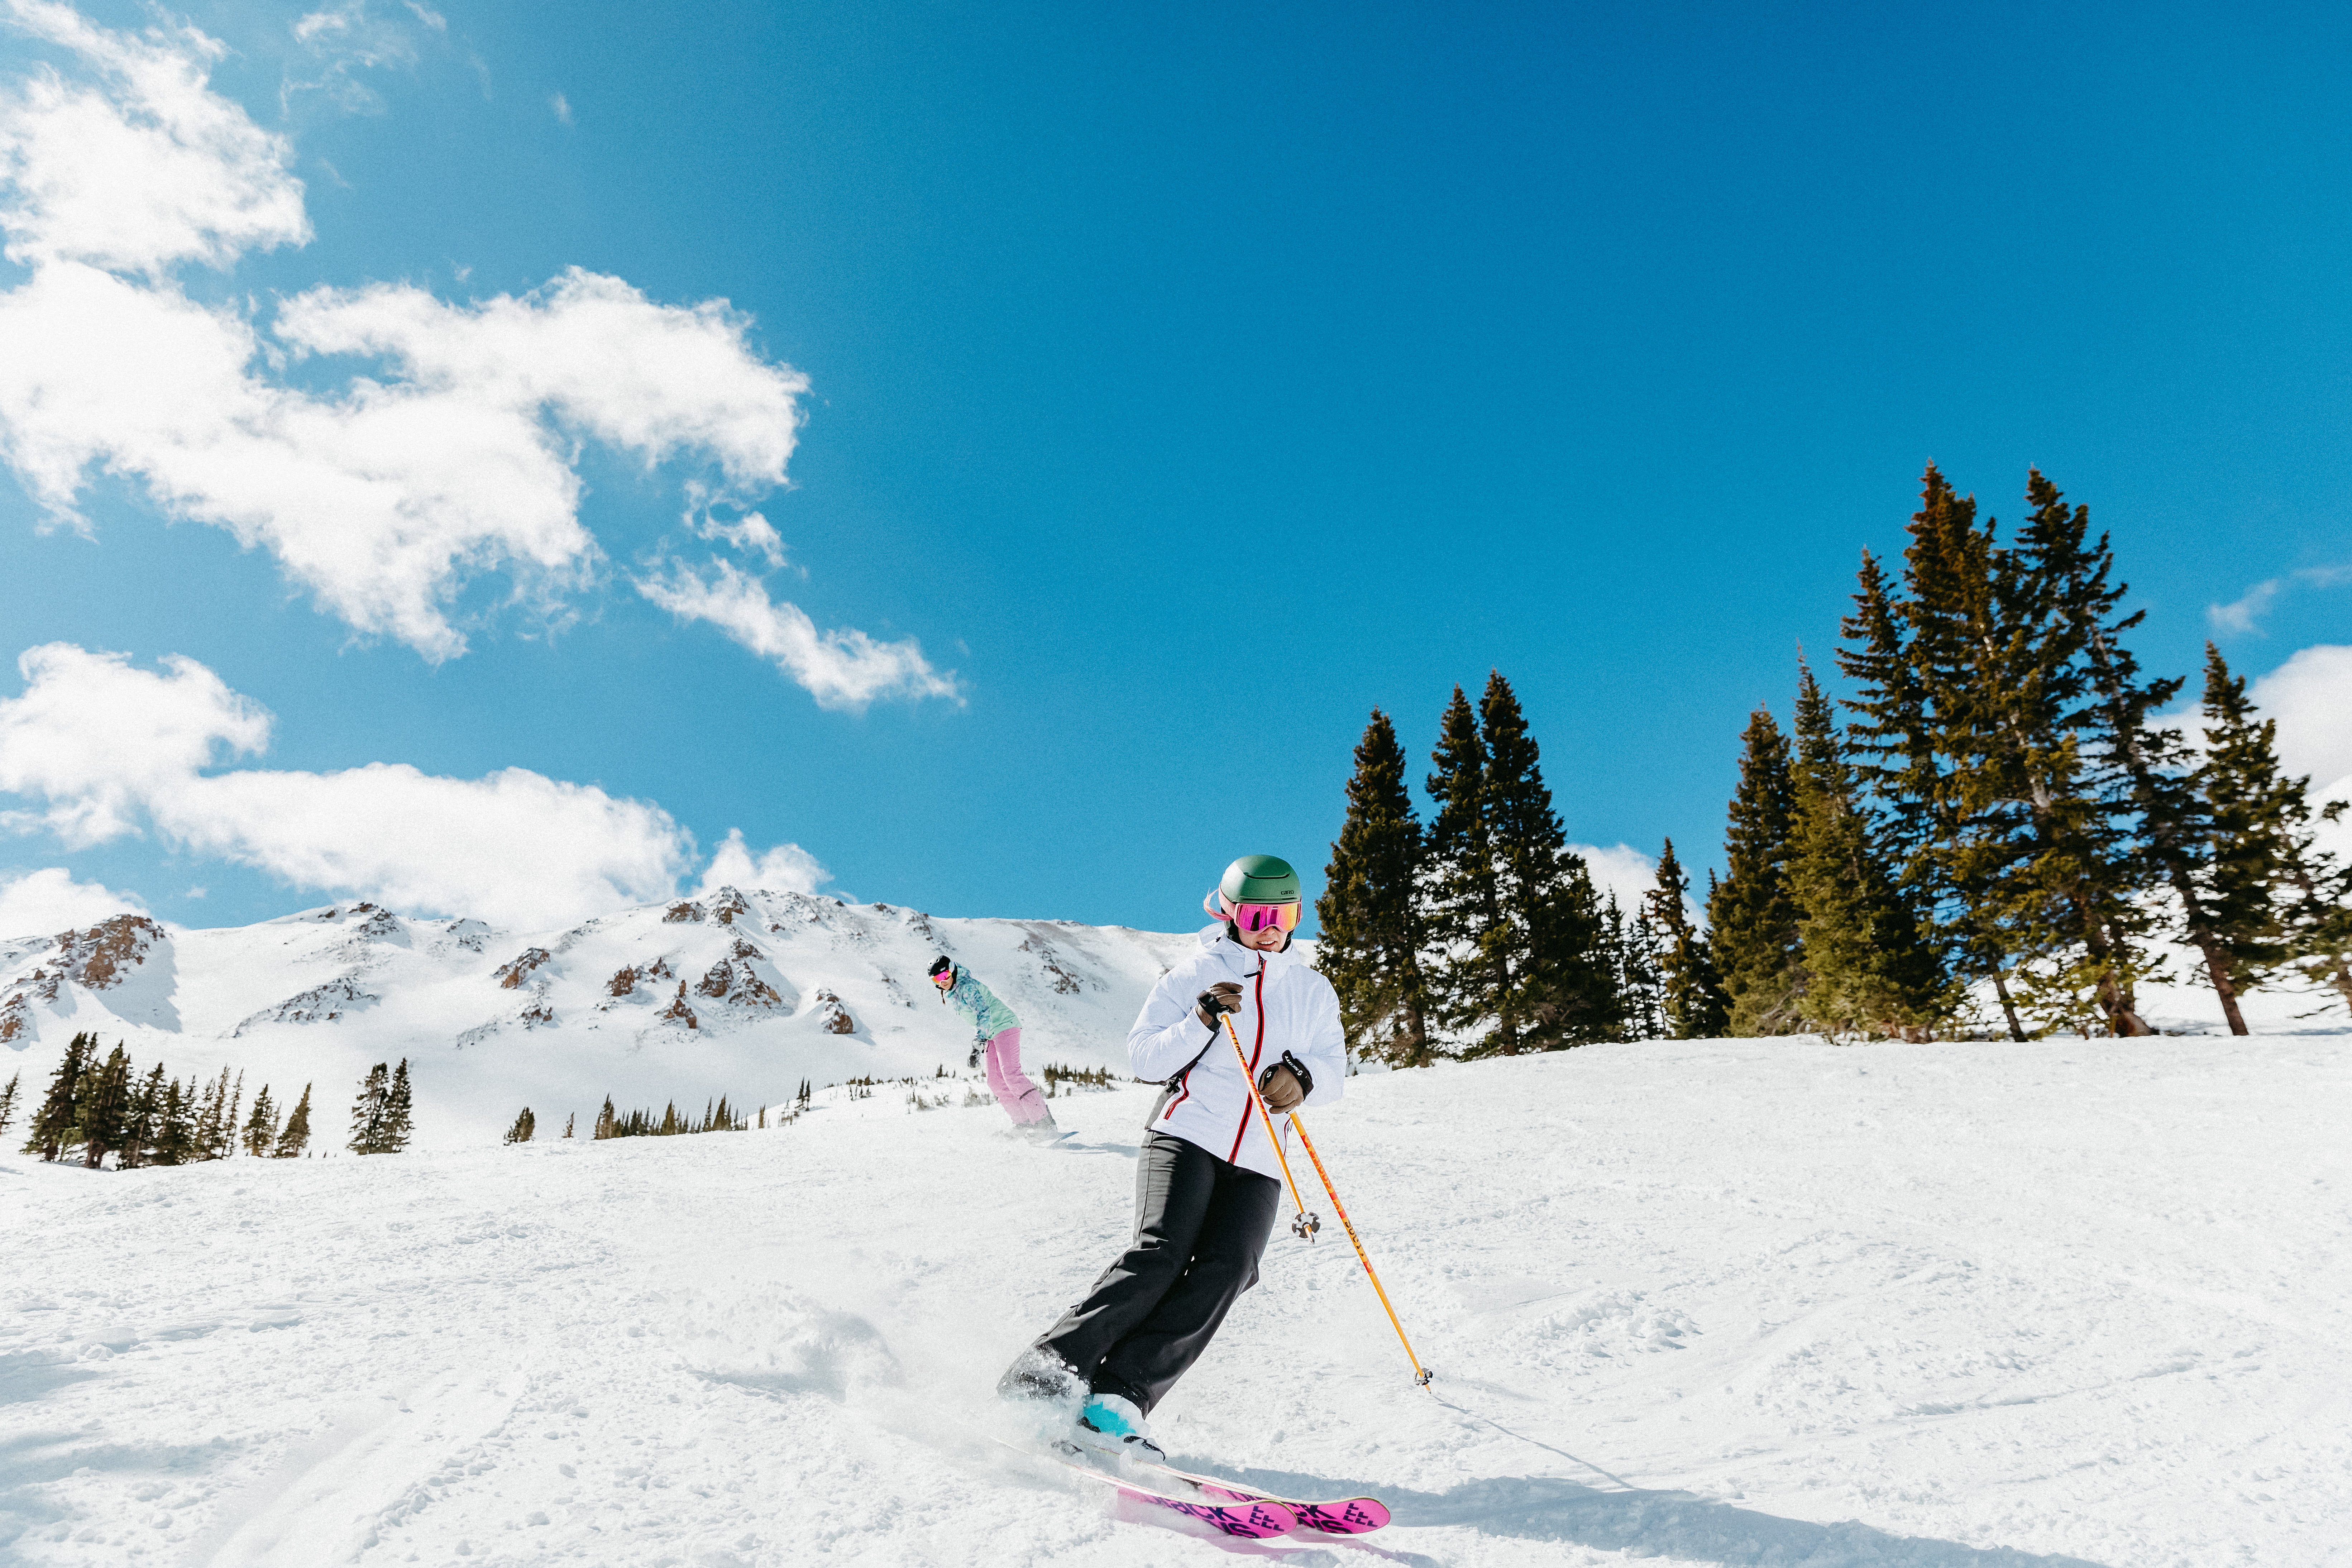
[494,947,553,990]
[658,981,698,1029]
[235,974,377,1034]
[57,914,168,990]
[709,888,751,926]
[810,988,856,1035]
[663,901,706,924]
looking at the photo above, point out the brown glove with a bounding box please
[1195,981,1243,1031]
[1257,1050,1313,1112]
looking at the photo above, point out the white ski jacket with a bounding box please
[1128,924,1347,1182]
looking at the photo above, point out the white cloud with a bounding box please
[637,557,959,711]
[694,828,827,898]
[1573,842,1663,921]
[2208,564,2352,636]
[0,643,701,928]
[0,865,148,938]
[549,91,572,126]
[0,0,310,274]
[0,4,946,688]
[2244,644,2352,789]
[288,0,423,112]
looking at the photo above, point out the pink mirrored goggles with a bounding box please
[1211,894,1302,933]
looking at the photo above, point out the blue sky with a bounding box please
[2,0,2349,937]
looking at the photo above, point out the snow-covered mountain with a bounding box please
[0,890,1206,1145]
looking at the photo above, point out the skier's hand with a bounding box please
[1195,982,1243,1031]
[1257,1051,1312,1112]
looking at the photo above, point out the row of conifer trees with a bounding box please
[9,1033,315,1166]
[1694,467,2352,1041]
[1318,671,1640,1061]
[1317,467,2352,1054]
[7,1034,422,1166]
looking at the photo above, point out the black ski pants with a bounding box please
[1028,1130,1281,1414]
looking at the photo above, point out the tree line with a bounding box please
[1318,671,1643,1061]
[10,1033,315,1166]
[7,1036,425,1166]
[1317,468,2352,1054]
[1699,467,2351,1041]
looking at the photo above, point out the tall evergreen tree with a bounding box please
[274,1084,314,1157]
[505,1107,536,1144]
[1785,662,1947,1039]
[1478,673,1618,1048]
[1422,685,1502,1052]
[1611,898,1668,1041]
[2196,645,2352,1012]
[242,1085,279,1158]
[1646,839,1730,1037]
[1708,708,1805,1035]
[78,1044,133,1169]
[1317,709,1434,1066]
[0,1070,18,1139]
[120,1063,164,1169]
[23,1032,92,1160]
[594,1095,618,1140]
[349,1063,389,1154]
[150,1077,194,1165]
[383,1060,414,1152]
[1838,467,2153,1039]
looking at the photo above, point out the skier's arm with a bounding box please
[1297,980,1346,1108]
[1128,972,1217,1083]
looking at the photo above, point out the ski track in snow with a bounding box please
[4,1037,2349,1566]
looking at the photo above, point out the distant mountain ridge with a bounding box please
[1,890,1212,1146]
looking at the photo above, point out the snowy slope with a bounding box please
[0,890,1203,1145]
[5,1036,2349,1566]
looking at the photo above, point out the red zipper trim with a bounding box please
[1226,962,1267,1163]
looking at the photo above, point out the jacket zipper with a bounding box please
[1226,960,1267,1164]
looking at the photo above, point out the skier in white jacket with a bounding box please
[999,854,1346,1463]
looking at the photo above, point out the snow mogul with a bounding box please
[929,955,1060,1141]
[998,854,1345,1463]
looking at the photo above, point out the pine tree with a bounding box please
[349,1063,389,1154]
[505,1107,536,1144]
[382,1060,414,1152]
[242,1085,280,1158]
[1785,662,1947,1039]
[1646,839,1730,1037]
[1708,708,1805,1035]
[220,1071,243,1160]
[1479,673,1617,1048]
[1838,467,2155,1039]
[1611,898,1667,1041]
[1422,684,1499,1051]
[594,1095,617,1140]
[0,1071,18,1139]
[2196,645,2352,1012]
[658,1101,680,1136]
[118,1063,163,1170]
[150,1077,194,1165]
[78,1044,133,1169]
[1316,708,1434,1066]
[564,1112,575,1138]
[23,1032,92,1160]
[274,1084,313,1158]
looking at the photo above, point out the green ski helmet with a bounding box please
[1203,854,1302,921]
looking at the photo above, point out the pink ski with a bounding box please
[1148,1463,1391,1534]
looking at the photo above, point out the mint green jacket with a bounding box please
[940,966,1018,1039]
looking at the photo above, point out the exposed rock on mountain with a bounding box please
[810,988,856,1035]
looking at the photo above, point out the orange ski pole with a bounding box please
[1221,1012,1433,1390]
[1287,1110,1433,1390]
[1219,1012,1318,1239]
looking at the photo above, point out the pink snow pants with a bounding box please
[984,1027,1050,1125]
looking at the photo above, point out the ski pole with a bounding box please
[1286,1110,1433,1390]
[1218,1012,1320,1242]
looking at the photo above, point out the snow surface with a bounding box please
[6,1035,2349,1565]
